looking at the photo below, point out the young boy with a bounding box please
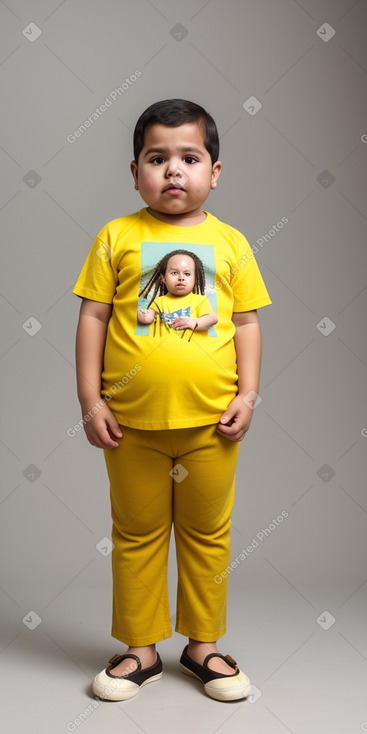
[73,99,271,702]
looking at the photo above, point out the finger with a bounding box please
[104,414,123,438]
[217,425,235,436]
[86,430,108,449]
[103,435,120,448]
[217,421,243,436]
[108,423,123,438]
[95,424,121,448]
[217,419,236,432]
[219,412,236,426]
[217,430,236,442]
[87,435,104,449]
[217,427,245,442]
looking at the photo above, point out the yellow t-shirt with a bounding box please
[72,207,271,429]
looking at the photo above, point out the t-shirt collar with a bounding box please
[141,207,212,232]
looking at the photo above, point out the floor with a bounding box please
[1,576,366,734]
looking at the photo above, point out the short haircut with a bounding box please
[133,99,219,165]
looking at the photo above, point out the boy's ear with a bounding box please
[130,160,139,190]
[210,160,222,190]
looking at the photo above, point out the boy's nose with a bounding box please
[166,162,182,177]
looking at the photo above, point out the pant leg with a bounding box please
[171,424,241,642]
[103,425,174,646]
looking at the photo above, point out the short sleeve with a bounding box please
[72,226,119,304]
[230,234,272,311]
[149,300,159,313]
[194,295,214,317]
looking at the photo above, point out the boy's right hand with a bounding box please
[82,402,123,449]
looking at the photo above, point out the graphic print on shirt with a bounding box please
[135,242,218,338]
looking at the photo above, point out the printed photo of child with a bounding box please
[137,249,218,339]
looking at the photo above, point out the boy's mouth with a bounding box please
[163,183,185,191]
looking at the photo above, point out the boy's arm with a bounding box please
[75,298,123,449]
[232,310,262,398]
[217,310,262,442]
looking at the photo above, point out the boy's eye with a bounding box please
[150,155,197,165]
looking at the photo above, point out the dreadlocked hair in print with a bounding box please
[139,250,206,307]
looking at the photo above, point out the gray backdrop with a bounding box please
[1,1,366,732]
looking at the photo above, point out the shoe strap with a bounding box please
[203,651,238,671]
[108,652,141,670]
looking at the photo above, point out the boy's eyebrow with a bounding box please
[143,146,204,158]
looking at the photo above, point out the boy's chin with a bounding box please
[146,202,202,217]
[149,202,189,213]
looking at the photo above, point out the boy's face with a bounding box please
[161,254,195,296]
[130,122,221,223]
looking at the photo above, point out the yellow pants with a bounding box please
[103,423,240,646]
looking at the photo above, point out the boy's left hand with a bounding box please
[217,395,254,442]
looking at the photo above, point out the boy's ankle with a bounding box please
[126,644,157,664]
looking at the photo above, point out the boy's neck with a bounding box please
[146,207,207,226]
